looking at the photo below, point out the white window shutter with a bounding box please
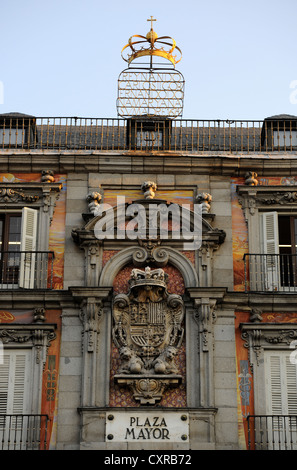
[0,350,32,449]
[265,351,297,449]
[261,212,279,290]
[0,350,31,415]
[19,207,38,288]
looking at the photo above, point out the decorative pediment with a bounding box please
[237,184,297,216]
[0,324,56,366]
[72,197,226,249]
[240,323,297,371]
[0,182,62,222]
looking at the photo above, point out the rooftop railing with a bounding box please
[0,117,297,152]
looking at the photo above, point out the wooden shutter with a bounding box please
[265,351,297,449]
[265,351,297,414]
[19,207,38,288]
[0,349,31,415]
[261,212,279,290]
[0,350,32,449]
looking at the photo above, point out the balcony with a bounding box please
[243,253,297,292]
[247,415,297,450]
[0,116,297,153]
[0,251,54,289]
[0,414,49,450]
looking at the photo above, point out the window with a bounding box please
[0,349,32,449]
[265,351,297,449]
[261,212,297,290]
[0,208,38,288]
[0,214,22,285]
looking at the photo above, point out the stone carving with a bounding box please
[41,170,55,183]
[33,307,46,323]
[118,346,145,374]
[258,191,297,205]
[141,181,157,199]
[151,346,179,374]
[112,266,184,404]
[245,171,258,186]
[86,191,102,215]
[196,192,212,214]
[0,188,39,203]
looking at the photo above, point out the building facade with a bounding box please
[1,23,297,452]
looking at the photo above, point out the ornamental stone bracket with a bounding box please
[112,267,184,405]
[186,288,226,353]
[70,287,112,354]
[240,323,297,372]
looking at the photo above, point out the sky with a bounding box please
[1,0,297,121]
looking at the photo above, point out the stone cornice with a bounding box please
[1,151,297,176]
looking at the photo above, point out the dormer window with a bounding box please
[126,116,172,150]
[261,114,297,150]
[0,113,36,148]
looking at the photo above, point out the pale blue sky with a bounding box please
[1,0,297,120]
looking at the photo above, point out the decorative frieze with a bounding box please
[237,185,297,218]
[0,187,39,203]
[0,324,56,367]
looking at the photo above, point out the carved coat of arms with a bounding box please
[112,266,184,404]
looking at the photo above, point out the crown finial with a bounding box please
[121,18,182,67]
[117,18,185,118]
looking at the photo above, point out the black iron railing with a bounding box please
[0,251,54,289]
[247,415,297,450]
[243,253,297,292]
[0,117,297,152]
[0,414,49,450]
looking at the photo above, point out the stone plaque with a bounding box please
[106,411,189,443]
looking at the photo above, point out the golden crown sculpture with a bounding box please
[121,17,182,67]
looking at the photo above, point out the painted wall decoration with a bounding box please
[41,309,61,450]
[103,188,194,209]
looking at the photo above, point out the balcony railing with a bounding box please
[0,414,49,450]
[0,117,297,153]
[243,253,297,292]
[247,415,297,450]
[0,251,54,289]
